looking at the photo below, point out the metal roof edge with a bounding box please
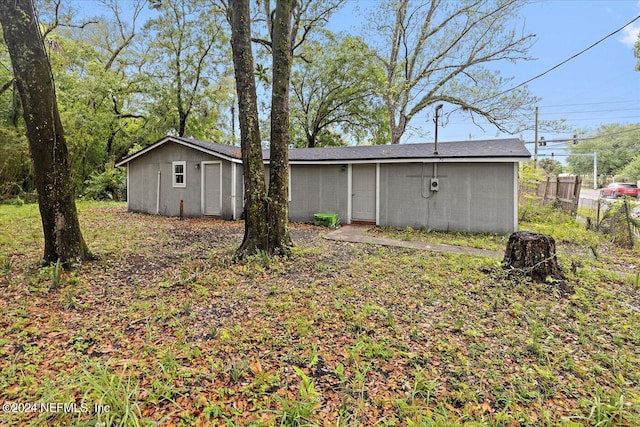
[286,156,530,165]
[115,136,242,167]
[172,136,243,163]
[115,135,174,167]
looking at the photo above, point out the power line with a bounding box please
[540,108,640,116]
[524,126,640,144]
[444,115,640,126]
[480,14,640,102]
[539,100,639,109]
[538,115,640,122]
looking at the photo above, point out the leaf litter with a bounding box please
[0,202,639,426]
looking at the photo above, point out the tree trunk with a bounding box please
[389,110,406,145]
[228,0,269,258]
[0,0,92,268]
[502,231,565,284]
[306,131,316,148]
[267,0,294,255]
[178,110,187,137]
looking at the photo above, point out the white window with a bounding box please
[172,161,186,188]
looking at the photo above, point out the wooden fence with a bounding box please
[536,175,582,216]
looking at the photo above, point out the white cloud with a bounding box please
[620,22,640,48]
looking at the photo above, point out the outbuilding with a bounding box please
[115,135,530,234]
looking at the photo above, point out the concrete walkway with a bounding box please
[324,225,503,258]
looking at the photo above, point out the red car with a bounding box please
[600,182,640,198]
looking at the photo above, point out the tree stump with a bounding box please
[502,231,565,282]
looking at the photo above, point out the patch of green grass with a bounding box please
[368,225,508,251]
[75,361,145,427]
[276,366,321,426]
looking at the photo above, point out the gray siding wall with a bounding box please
[379,162,515,233]
[128,142,236,218]
[219,161,232,219]
[232,164,244,219]
[289,164,349,223]
[127,143,516,233]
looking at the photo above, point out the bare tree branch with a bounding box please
[0,78,14,97]
[40,0,98,39]
[374,0,536,143]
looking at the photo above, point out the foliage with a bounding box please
[141,0,232,140]
[0,127,31,198]
[517,161,545,220]
[1,202,639,425]
[0,31,18,127]
[290,32,388,147]
[596,198,639,248]
[520,202,599,248]
[0,31,31,199]
[1,0,237,198]
[538,158,564,176]
[619,154,640,182]
[567,123,640,178]
[519,160,545,187]
[635,30,640,71]
[83,166,126,201]
[44,2,151,189]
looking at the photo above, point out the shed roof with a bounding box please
[286,138,530,162]
[116,135,530,167]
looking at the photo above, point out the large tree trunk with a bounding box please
[267,0,294,255]
[0,0,91,267]
[228,0,269,258]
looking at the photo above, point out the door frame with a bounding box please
[347,163,379,224]
[201,161,223,216]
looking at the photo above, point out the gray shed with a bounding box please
[115,136,244,219]
[116,135,530,234]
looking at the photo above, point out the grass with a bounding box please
[0,201,639,425]
[367,226,508,251]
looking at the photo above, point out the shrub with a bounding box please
[0,196,24,206]
[83,166,126,201]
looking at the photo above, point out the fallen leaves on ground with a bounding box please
[0,202,639,426]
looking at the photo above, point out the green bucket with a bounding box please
[314,213,338,227]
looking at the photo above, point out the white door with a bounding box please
[352,164,376,222]
[203,162,221,216]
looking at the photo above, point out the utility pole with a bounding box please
[534,106,539,168]
[593,151,597,190]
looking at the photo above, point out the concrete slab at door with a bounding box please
[352,164,376,222]
[204,162,221,216]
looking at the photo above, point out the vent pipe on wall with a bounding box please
[433,104,443,155]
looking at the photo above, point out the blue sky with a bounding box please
[68,0,640,153]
